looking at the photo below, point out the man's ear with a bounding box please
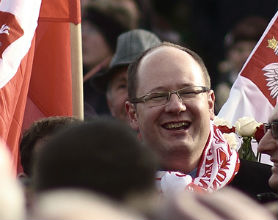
[208,90,215,120]
[125,101,139,130]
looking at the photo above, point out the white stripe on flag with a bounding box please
[218,75,275,124]
[0,0,41,88]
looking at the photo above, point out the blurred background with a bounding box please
[81,0,278,116]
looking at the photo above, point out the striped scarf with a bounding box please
[156,122,240,194]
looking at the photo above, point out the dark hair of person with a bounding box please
[83,1,138,52]
[32,117,158,201]
[20,116,81,176]
[127,42,211,100]
[225,16,268,49]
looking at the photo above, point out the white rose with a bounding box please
[235,117,260,137]
[223,133,239,150]
[213,116,232,128]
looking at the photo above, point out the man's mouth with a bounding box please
[162,121,190,130]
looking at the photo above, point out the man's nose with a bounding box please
[164,93,186,113]
[258,131,277,154]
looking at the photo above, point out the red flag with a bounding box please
[218,11,278,124]
[218,11,278,164]
[0,0,82,171]
[40,0,80,24]
[21,0,82,172]
[23,0,81,126]
[0,0,42,170]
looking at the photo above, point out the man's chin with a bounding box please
[159,140,192,154]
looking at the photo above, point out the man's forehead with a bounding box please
[135,45,206,94]
[143,46,192,62]
[138,46,197,74]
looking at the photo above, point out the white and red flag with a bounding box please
[218,11,278,124]
[0,0,82,172]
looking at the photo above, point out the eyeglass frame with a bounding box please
[129,85,210,106]
[264,121,278,139]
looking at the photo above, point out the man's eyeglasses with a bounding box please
[130,86,210,107]
[264,121,278,139]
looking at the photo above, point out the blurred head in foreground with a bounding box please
[20,116,82,177]
[154,187,275,220]
[0,140,25,219]
[31,189,143,220]
[32,117,158,213]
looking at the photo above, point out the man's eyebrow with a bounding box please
[147,87,169,93]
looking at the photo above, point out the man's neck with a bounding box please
[160,151,202,174]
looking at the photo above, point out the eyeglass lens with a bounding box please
[264,122,278,139]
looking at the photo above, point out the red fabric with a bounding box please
[21,21,73,141]
[217,125,235,134]
[22,0,81,134]
[40,0,81,24]
[0,37,36,170]
[240,14,278,107]
[28,23,72,116]
[254,124,265,143]
[20,0,81,172]
[156,122,240,194]
[0,11,24,58]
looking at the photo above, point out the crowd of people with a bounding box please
[3,103,277,219]
[1,0,277,219]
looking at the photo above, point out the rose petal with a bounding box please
[218,125,235,134]
[254,124,264,143]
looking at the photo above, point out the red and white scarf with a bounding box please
[156,121,240,194]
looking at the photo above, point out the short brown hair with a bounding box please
[127,42,211,100]
[20,116,82,176]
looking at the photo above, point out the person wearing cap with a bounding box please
[91,29,161,123]
[82,0,140,118]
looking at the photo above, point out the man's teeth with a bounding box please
[165,122,188,129]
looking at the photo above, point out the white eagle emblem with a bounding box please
[0,24,10,35]
[263,63,278,98]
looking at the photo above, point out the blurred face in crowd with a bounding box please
[106,67,129,123]
[228,40,256,72]
[126,46,215,167]
[82,21,112,70]
[258,106,278,191]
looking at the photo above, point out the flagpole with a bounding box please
[70,23,84,120]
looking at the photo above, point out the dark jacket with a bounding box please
[229,159,274,203]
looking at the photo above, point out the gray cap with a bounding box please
[91,29,161,93]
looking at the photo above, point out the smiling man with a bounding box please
[126,42,273,197]
[126,43,214,175]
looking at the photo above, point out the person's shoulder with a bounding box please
[229,159,273,201]
[239,159,272,173]
[234,159,272,180]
